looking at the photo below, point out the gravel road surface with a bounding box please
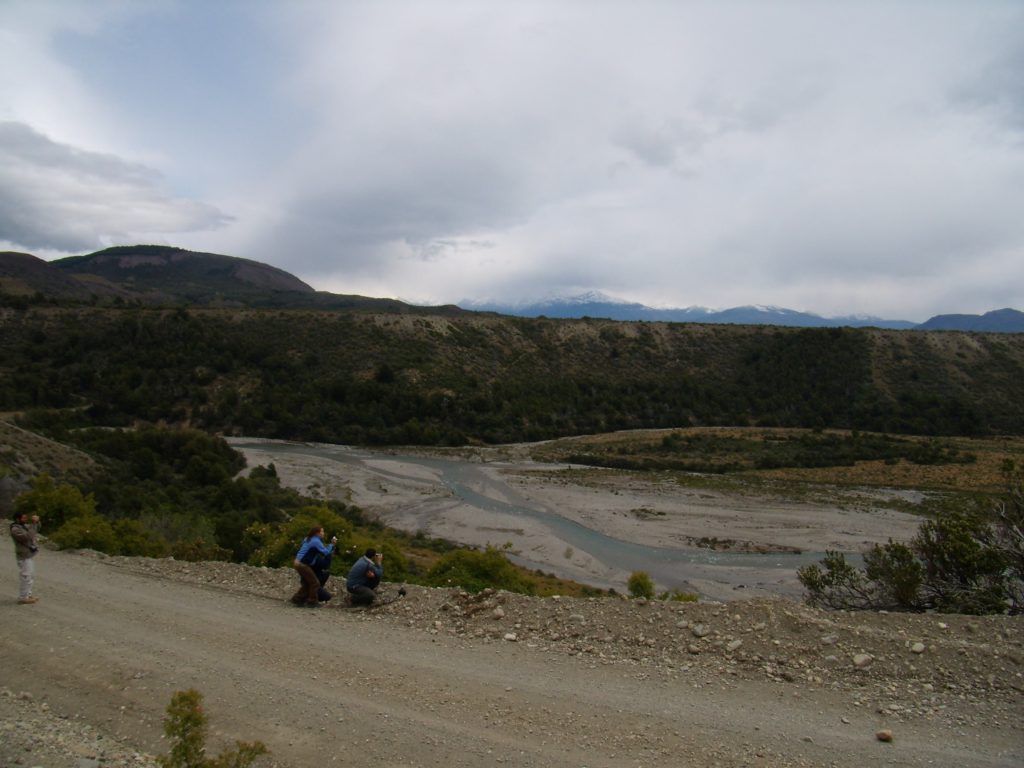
[1,541,1021,768]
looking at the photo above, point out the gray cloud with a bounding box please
[0,122,231,252]
[949,23,1024,135]
[5,3,1023,321]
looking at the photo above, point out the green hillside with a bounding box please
[2,307,1022,444]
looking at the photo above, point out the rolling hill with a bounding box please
[0,245,465,314]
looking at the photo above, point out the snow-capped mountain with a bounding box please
[460,293,918,329]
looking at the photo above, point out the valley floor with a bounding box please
[229,438,924,600]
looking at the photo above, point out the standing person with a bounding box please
[10,511,41,605]
[291,526,336,607]
[346,548,383,606]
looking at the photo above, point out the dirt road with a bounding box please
[1,543,1021,768]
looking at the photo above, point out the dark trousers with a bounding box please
[348,585,377,606]
[291,562,320,605]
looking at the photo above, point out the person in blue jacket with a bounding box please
[291,526,336,606]
[346,548,383,606]
[308,546,335,603]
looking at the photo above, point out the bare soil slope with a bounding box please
[1,537,1021,768]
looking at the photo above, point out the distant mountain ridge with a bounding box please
[0,246,465,315]
[463,292,1024,332]
[916,308,1024,332]
[1,246,1021,330]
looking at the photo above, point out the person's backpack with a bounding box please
[302,546,333,577]
[301,548,322,569]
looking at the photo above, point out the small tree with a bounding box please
[159,689,267,768]
[627,570,655,599]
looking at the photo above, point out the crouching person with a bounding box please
[309,546,334,603]
[346,548,383,606]
[291,526,336,607]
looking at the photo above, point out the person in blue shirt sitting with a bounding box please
[291,526,336,607]
[346,548,383,606]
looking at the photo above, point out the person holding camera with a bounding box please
[290,526,336,607]
[346,548,383,606]
[10,511,41,605]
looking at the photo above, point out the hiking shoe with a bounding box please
[17,596,38,605]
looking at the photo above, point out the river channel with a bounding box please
[230,439,856,599]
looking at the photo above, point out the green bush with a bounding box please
[798,551,875,610]
[158,688,267,768]
[170,538,232,563]
[113,518,170,557]
[799,500,1020,614]
[14,474,97,530]
[18,474,176,557]
[244,505,354,568]
[863,540,924,609]
[914,512,1009,614]
[425,546,535,594]
[627,570,655,599]
[659,588,699,602]
[49,512,118,553]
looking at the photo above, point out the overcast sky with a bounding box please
[2,1,1022,321]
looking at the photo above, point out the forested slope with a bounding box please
[1,307,1022,444]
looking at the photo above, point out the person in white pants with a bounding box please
[10,511,41,605]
